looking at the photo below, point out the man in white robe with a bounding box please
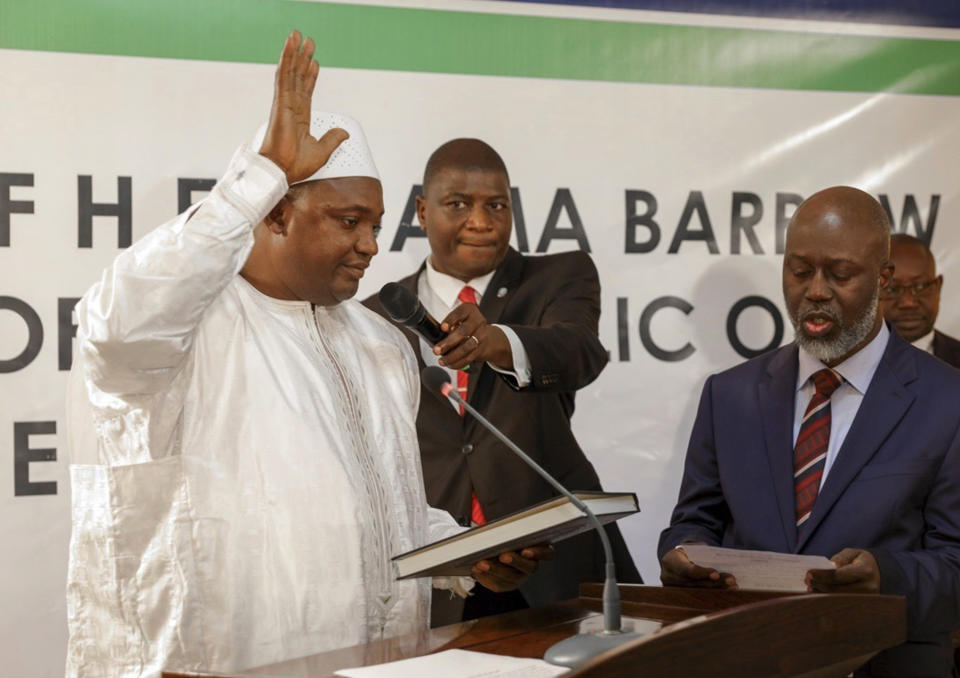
[65,32,548,678]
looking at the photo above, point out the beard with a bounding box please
[791,287,879,364]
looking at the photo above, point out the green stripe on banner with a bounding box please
[1,0,959,95]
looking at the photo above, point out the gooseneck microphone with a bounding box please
[379,282,446,344]
[420,366,642,668]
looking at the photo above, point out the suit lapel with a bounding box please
[467,250,525,409]
[796,331,917,551]
[759,345,802,552]
[478,248,524,325]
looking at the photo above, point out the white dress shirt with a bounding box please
[793,322,890,489]
[911,329,935,354]
[416,258,531,411]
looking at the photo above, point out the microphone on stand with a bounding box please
[420,366,642,668]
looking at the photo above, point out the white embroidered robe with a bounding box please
[65,147,463,678]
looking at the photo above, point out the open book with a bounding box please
[393,492,639,579]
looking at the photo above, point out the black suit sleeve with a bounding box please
[506,252,608,393]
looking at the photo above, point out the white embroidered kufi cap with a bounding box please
[251,111,380,185]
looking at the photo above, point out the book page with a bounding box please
[334,649,570,677]
[679,545,835,592]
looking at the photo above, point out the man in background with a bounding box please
[659,187,960,677]
[881,233,960,368]
[366,138,640,623]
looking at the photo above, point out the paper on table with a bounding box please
[334,649,570,678]
[679,545,835,592]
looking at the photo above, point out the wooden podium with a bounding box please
[163,584,906,678]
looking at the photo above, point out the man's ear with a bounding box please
[415,194,428,232]
[265,197,290,235]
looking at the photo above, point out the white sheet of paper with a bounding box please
[334,649,570,678]
[679,545,835,592]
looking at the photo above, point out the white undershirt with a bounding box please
[793,323,890,489]
[911,329,935,354]
[416,258,531,411]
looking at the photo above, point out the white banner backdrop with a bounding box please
[1,26,959,676]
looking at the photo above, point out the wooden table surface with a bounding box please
[163,584,905,678]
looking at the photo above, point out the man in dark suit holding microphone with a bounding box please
[366,138,640,622]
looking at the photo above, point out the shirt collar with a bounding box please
[423,257,496,308]
[910,329,935,354]
[796,322,890,395]
[235,274,314,313]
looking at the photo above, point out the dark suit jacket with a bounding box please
[933,330,960,370]
[658,327,960,677]
[364,248,641,605]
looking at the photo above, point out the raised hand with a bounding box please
[259,30,348,183]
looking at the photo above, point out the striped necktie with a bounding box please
[457,285,486,526]
[795,368,843,528]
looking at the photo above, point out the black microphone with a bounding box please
[420,366,642,668]
[379,282,446,344]
[380,283,471,372]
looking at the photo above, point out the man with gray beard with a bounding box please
[658,187,960,677]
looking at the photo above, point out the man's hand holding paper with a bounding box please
[807,548,881,594]
[668,545,837,592]
[660,544,738,589]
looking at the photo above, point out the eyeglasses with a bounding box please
[880,279,939,300]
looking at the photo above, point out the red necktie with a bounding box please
[794,368,843,527]
[457,285,486,526]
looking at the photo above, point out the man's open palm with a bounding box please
[259,30,348,183]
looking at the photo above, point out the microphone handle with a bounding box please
[411,311,471,372]
[412,309,447,345]
[447,390,621,633]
